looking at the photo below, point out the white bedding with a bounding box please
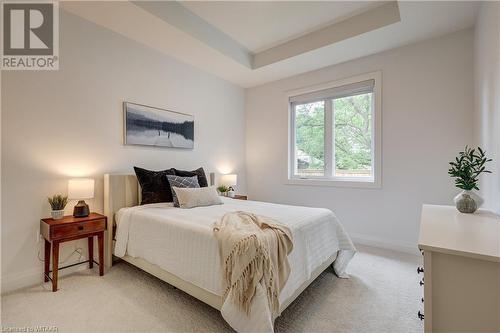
[114,197,356,331]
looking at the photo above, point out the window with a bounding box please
[288,72,381,187]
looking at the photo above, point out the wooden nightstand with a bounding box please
[40,213,107,291]
[233,195,247,200]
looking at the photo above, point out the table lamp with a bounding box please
[68,178,94,217]
[220,174,237,187]
[220,174,237,197]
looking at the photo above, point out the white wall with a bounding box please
[1,10,246,292]
[246,30,474,253]
[474,2,500,214]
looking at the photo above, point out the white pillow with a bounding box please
[172,186,223,209]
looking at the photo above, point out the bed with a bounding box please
[103,174,356,332]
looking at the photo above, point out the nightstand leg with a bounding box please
[52,241,59,292]
[44,239,50,282]
[98,232,104,276]
[88,236,94,269]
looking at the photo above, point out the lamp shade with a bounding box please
[68,178,94,200]
[220,174,237,186]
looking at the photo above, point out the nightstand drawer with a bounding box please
[51,219,105,239]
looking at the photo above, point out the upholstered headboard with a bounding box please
[103,174,140,268]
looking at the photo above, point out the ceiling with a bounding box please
[62,1,480,88]
[180,1,376,53]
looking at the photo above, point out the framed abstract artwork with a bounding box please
[124,102,194,149]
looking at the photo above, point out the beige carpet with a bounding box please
[1,245,423,332]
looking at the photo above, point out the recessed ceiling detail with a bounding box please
[133,1,252,68]
[252,1,400,68]
[180,1,376,52]
[61,1,479,87]
[135,1,400,69]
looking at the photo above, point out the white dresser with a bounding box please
[418,205,500,333]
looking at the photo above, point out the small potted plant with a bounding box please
[217,185,229,196]
[48,194,68,220]
[448,146,492,213]
[227,186,235,198]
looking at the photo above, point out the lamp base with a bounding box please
[73,200,90,217]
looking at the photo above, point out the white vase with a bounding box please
[453,190,483,213]
[51,209,65,220]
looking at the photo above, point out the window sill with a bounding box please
[285,178,381,189]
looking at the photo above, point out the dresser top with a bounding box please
[419,205,500,262]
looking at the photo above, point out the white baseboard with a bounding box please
[349,232,419,255]
[1,261,89,294]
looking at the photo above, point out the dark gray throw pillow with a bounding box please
[173,167,209,187]
[166,175,200,207]
[134,166,175,205]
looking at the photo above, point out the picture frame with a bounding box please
[123,102,194,149]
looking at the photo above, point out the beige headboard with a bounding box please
[103,174,140,268]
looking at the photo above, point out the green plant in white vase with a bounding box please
[448,146,492,213]
[217,185,229,196]
[48,194,68,219]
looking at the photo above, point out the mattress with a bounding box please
[114,197,356,305]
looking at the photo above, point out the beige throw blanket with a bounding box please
[213,211,294,316]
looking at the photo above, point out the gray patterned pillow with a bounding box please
[166,175,200,207]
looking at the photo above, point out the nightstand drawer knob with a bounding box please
[417,266,424,274]
[78,226,84,231]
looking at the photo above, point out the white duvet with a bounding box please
[114,197,356,332]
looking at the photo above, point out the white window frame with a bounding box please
[287,71,382,188]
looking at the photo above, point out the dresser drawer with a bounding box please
[51,219,105,239]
